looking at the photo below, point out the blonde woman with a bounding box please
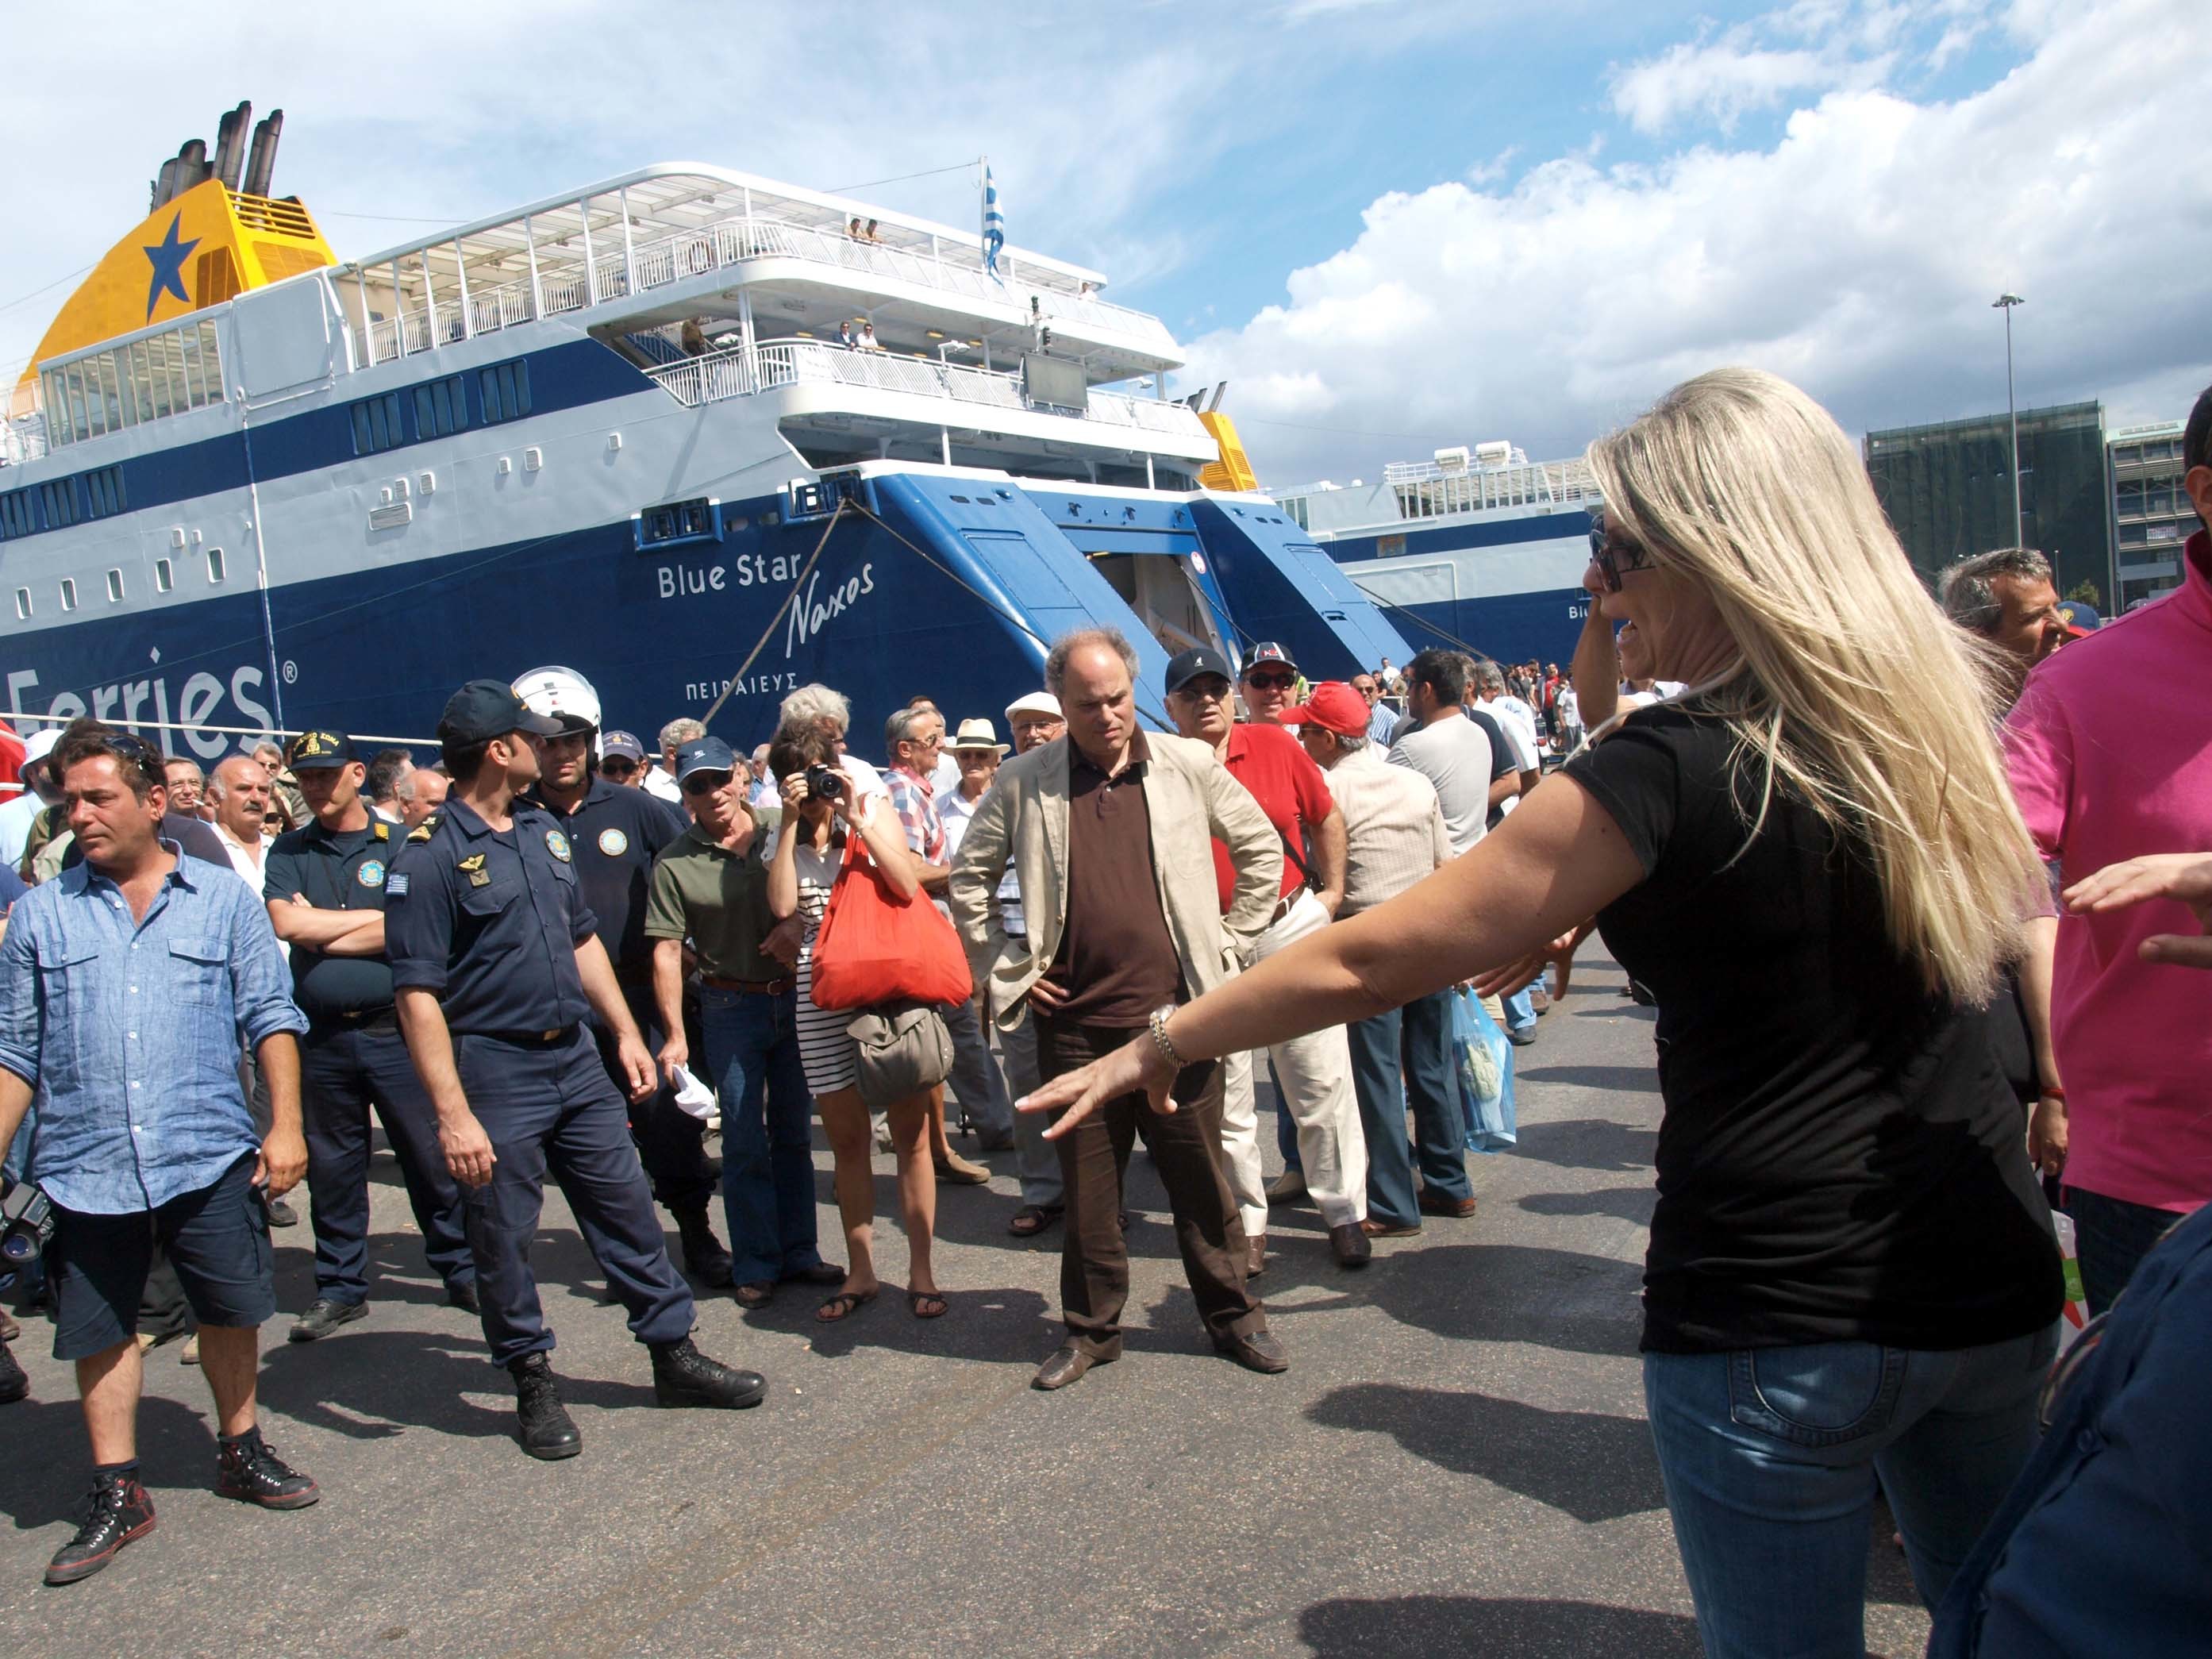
[766,724,946,1322]
[1027,368,2063,1657]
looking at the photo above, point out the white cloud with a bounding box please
[1610,40,1845,136]
[1186,0,2211,487]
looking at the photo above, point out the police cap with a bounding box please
[438,679,566,745]
[287,729,362,770]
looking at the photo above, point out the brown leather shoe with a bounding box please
[1418,1191,1478,1219]
[1246,1235,1267,1279]
[1032,1344,1115,1391]
[1213,1328,1290,1374]
[1329,1222,1373,1268]
[935,1152,991,1186]
[1361,1218,1421,1238]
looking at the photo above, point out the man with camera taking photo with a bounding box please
[0,721,317,1587]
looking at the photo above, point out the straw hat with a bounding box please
[948,718,1010,756]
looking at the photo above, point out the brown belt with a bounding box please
[1269,892,1298,926]
[699,974,790,995]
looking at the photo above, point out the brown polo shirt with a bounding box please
[1047,729,1181,1028]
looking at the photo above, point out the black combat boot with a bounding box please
[671,1201,733,1288]
[510,1353,582,1460]
[648,1338,766,1409]
[45,1469,156,1584]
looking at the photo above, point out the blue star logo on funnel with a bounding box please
[142,211,200,322]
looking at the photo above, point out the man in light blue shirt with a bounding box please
[1352,672,1398,746]
[0,724,316,1585]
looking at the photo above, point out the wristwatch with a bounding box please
[1147,1004,1183,1070]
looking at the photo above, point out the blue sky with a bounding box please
[5,0,2202,486]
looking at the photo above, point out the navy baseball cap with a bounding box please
[437,679,565,745]
[1164,645,1235,696]
[1243,641,1299,676]
[675,736,737,783]
[600,729,647,764]
[285,729,361,770]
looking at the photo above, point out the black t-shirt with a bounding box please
[1564,702,2060,1354]
[264,817,402,1017]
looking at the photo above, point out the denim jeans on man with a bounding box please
[1345,988,1471,1228]
[941,992,1014,1143]
[698,983,822,1285]
[1643,1327,2056,1659]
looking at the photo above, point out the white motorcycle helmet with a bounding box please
[512,665,602,739]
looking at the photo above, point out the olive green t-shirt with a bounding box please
[643,818,781,980]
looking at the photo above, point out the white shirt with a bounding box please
[644,764,682,803]
[929,752,962,798]
[0,791,46,868]
[215,824,286,959]
[936,783,991,860]
[1556,687,1580,726]
[1387,710,1493,856]
[1486,696,1541,773]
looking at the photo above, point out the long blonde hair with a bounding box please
[1587,368,2044,1003]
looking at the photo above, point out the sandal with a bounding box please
[1007,1204,1064,1238]
[908,1289,948,1320]
[814,1288,879,1324]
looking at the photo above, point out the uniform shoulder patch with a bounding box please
[374,821,390,841]
[406,813,440,844]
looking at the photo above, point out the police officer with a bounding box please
[510,667,733,1289]
[264,729,479,1340]
[385,680,764,1461]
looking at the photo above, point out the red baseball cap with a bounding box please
[1279,681,1368,737]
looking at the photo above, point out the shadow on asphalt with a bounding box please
[1298,1594,1702,1656]
[256,1329,656,1443]
[1255,1242,1641,1356]
[1575,1002,1658,1022]
[753,1280,1054,1364]
[1518,1186,1657,1225]
[1510,1118,1658,1174]
[1306,1383,1668,1523]
[1513,1063,1659,1093]
[0,1395,225,1529]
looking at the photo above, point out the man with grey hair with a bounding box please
[648,718,704,804]
[394,765,448,830]
[1938,546,2066,705]
[778,685,885,801]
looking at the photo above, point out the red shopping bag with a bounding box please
[809,829,973,1010]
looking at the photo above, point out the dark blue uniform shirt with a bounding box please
[383,797,598,1035]
[525,778,686,983]
[263,815,402,1017]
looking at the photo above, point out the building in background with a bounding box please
[1864,401,2116,610]
[2110,421,2196,613]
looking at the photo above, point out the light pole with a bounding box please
[1993,293,2025,544]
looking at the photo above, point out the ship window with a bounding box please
[350,391,406,456]
[0,488,36,540]
[61,363,88,442]
[638,497,717,548]
[479,360,533,425]
[106,568,125,603]
[155,556,174,593]
[413,375,470,440]
[198,320,225,406]
[60,579,78,612]
[13,588,29,621]
[83,466,126,520]
[206,546,227,583]
[179,325,209,409]
[37,479,79,530]
[96,353,124,435]
[127,342,156,425]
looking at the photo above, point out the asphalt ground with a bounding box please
[0,951,1933,1657]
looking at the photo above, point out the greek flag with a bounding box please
[981,163,1004,280]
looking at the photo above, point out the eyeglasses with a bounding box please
[1244,672,1297,691]
[1588,507,1659,593]
[601,760,638,778]
[1171,678,1232,701]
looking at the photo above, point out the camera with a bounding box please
[0,1178,54,1291]
[805,764,845,803]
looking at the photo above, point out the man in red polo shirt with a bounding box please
[1163,646,1369,1271]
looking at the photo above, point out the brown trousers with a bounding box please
[1036,1017,1264,1357]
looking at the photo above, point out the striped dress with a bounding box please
[791,831,860,1094]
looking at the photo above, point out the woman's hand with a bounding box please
[2064,853,2212,968]
[778,771,810,814]
[1020,1030,1179,1139]
[826,770,863,824]
[1470,931,1579,999]
[2027,1091,2068,1180]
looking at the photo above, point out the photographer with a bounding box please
[0,725,316,1587]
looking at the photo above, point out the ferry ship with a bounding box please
[1276,441,1602,672]
[0,104,1410,756]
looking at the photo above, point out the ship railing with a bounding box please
[1,413,50,468]
[1381,456,1602,518]
[647,338,1208,444]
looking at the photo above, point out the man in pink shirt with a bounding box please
[2002,383,2212,1312]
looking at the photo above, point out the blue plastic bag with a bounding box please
[1451,987,1518,1153]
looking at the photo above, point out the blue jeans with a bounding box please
[1346,991,1470,1227]
[698,985,823,1286]
[1644,1327,2056,1659]
[1502,984,1536,1032]
[942,993,1015,1141]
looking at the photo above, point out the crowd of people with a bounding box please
[0,368,2205,1657]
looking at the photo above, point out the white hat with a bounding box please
[1003,691,1063,723]
[23,727,60,765]
[948,718,1010,756]
[512,664,602,733]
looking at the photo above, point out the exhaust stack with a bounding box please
[242,110,284,198]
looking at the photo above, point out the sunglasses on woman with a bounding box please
[1587,506,1660,593]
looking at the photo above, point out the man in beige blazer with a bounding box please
[950,629,1287,1391]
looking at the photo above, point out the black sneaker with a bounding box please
[0,1338,27,1405]
[648,1338,766,1409]
[215,1434,319,1509]
[45,1471,156,1584]
[511,1353,581,1460]
[288,1298,368,1342]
